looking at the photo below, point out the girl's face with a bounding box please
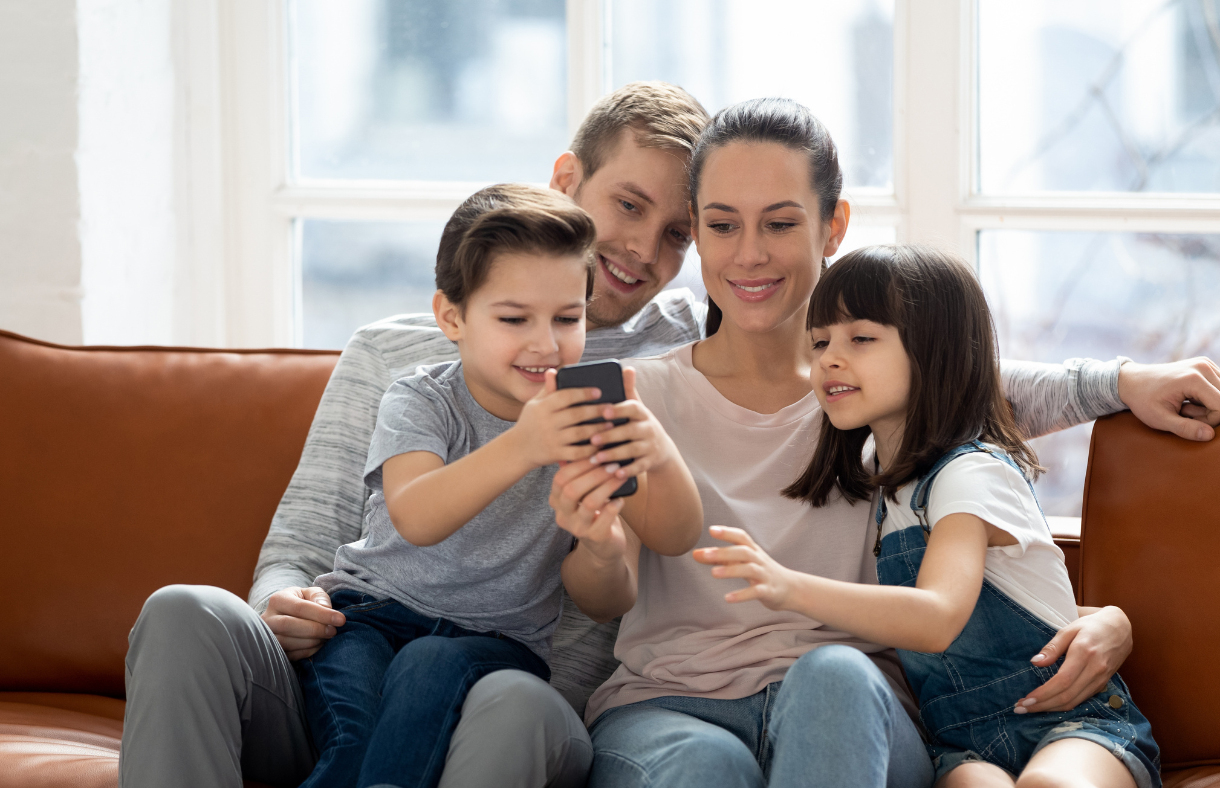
[810,319,910,436]
[692,142,848,336]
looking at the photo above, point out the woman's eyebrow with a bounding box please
[701,200,805,213]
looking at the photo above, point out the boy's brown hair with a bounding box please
[436,184,597,310]
[570,81,710,179]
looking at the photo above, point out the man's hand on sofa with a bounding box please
[261,586,347,661]
[1118,357,1220,441]
[1013,605,1132,714]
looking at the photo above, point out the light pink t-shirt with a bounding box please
[584,343,914,725]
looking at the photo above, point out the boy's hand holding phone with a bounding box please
[508,374,615,469]
[586,367,681,479]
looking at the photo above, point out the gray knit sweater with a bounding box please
[250,289,1126,713]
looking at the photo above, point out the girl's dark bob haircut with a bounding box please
[783,244,1041,507]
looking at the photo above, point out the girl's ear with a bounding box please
[549,151,583,197]
[820,199,851,259]
[433,290,463,342]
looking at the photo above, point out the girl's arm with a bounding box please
[579,368,704,556]
[695,516,1004,653]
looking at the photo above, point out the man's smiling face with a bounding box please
[552,129,693,328]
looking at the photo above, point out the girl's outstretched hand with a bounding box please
[694,526,796,610]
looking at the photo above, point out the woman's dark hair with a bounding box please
[783,244,1041,507]
[688,98,843,337]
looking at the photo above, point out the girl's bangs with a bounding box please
[808,249,902,329]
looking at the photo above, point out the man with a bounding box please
[120,81,1220,788]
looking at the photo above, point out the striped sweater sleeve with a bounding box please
[1001,357,1129,440]
[249,331,396,612]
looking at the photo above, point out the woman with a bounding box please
[549,98,1136,788]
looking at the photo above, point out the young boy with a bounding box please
[296,183,704,788]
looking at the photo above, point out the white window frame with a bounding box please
[207,0,1220,348]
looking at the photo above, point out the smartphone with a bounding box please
[555,359,638,498]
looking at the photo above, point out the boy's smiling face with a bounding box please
[434,251,590,421]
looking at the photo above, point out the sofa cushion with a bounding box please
[0,330,339,696]
[0,693,276,788]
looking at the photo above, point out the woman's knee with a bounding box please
[591,707,762,788]
[775,646,891,719]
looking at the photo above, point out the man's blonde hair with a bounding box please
[570,81,710,178]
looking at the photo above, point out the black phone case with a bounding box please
[555,360,638,498]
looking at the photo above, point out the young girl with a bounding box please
[695,244,1160,788]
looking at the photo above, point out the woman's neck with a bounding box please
[691,310,815,415]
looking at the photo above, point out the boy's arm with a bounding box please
[581,368,704,556]
[551,460,642,622]
[695,517,994,654]
[382,379,616,546]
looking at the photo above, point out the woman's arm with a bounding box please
[696,515,1000,653]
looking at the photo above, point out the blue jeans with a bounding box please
[295,590,550,788]
[588,645,934,788]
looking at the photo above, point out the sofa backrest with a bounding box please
[0,330,339,696]
[1080,412,1220,769]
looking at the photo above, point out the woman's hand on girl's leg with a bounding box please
[1016,606,1132,714]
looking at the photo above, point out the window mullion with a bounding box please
[567,0,607,140]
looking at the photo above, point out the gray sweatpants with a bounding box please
[119,585,592,788]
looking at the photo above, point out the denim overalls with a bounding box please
[874,441,1161,787]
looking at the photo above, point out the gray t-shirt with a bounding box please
[316,361,572,661]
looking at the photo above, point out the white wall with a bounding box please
[77,0,178,345]
[0,1,84,344]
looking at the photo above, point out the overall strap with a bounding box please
[873,441,991,556]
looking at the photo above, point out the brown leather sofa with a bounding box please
[1,329,1217,787]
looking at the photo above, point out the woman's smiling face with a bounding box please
[693,141,847,336]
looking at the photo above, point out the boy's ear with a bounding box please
[433,290,463,342]
[688,205,700,253]
[550,151,583,197]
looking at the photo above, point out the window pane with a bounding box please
[978,0,1220,194]
[291,0,567,182]
[610,0,894,190]
[300,219,446,349]
[979,230,1220,514]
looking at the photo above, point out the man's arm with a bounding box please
[251,318,459,658]
[1002,356,1220,440]
[250,330,395,611]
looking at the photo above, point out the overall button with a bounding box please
[1108,695,1124,709]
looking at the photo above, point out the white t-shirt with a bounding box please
[881,452,1079,629]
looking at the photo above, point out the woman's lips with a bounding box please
[728,278,784,302]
